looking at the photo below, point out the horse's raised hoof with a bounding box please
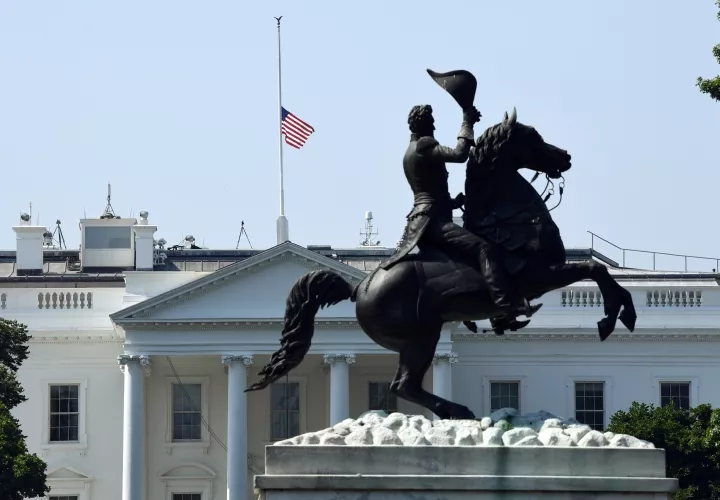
[597,317,615,341]
[523,301,543,318]
[618,308,636,332]
[463,321,478,333]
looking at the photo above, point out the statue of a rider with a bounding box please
[379,86,541,332]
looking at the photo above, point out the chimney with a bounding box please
[132,211,157,271]
[13,213,46,275]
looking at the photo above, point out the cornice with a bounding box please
[29,336,123,345]
[451,331,720,343]
[119,318,361,331]
[118,318,458,333]
[118,251,365,321]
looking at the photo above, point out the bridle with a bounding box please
[532,171,565,213]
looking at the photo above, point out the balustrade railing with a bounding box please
[561,288,704,308]
[37,291,93,310]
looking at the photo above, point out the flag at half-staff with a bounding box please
[281,107,315,149]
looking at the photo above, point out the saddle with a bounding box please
[405,246,486,298]
[404,246,539,335]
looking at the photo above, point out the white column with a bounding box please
[222,355,254,500]
[323,354,356,425]
[118,354,151,500]
[432,352,458,420]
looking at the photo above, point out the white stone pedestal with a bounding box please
[255,446,677,499]
[253,411,678,500]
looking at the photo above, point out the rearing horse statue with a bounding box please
[246,91,637,422]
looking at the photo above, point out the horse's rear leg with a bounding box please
[389,326,475,420]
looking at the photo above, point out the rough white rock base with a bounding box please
[254,411,678,500]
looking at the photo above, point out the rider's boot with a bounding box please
[479,247,541,318]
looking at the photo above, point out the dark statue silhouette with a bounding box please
[247,69,637,420]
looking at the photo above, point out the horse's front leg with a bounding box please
[587,263,636,335]
[521,262,636,341]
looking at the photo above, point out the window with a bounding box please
[172,495,201,500]
[368,382,397,413]
[270,382,300,440]
[49,385,79,442]
[84,226,132,249]
[50,497,79,500]
[172,383,202,441]
[165,377,209,452]
[661,382,691,410]
[490,381,520,412]
[41,380,87,451]
[575,382,605,431]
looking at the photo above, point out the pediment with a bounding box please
[159,462,216,480]
[111,242,368,324]
[47,466,92,481]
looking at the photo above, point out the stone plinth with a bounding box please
[254,411,679,499]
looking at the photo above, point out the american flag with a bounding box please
[281,107,315,149]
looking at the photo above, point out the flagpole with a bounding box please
[275,16,290,244]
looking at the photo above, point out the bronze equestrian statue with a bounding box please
[380,105,539,334]
[247,69,637,420]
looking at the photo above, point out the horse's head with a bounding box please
[472,108,571,179]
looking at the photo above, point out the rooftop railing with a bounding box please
[588,231,720,273]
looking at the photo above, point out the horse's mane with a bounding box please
[472,121,515,168]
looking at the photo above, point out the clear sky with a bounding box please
[1,1,719,270]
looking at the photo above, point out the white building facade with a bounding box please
[3,212,720,500]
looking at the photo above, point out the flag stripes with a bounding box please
[281,107,315,149]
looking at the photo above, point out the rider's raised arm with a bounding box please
[428,120,475,163]
[423,107,479,164]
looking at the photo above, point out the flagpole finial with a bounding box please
[274,16,282,28]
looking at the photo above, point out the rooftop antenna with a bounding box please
[101,183,117,219]
[53,220,66,249]
[42,220,66,250]
[360,210,380,246]
[236,221,253,249]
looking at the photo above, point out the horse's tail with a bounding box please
[245,270,355,392]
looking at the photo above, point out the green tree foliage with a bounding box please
[0,318,49,499]
[697,0,720,101]
[608,402,720,499]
